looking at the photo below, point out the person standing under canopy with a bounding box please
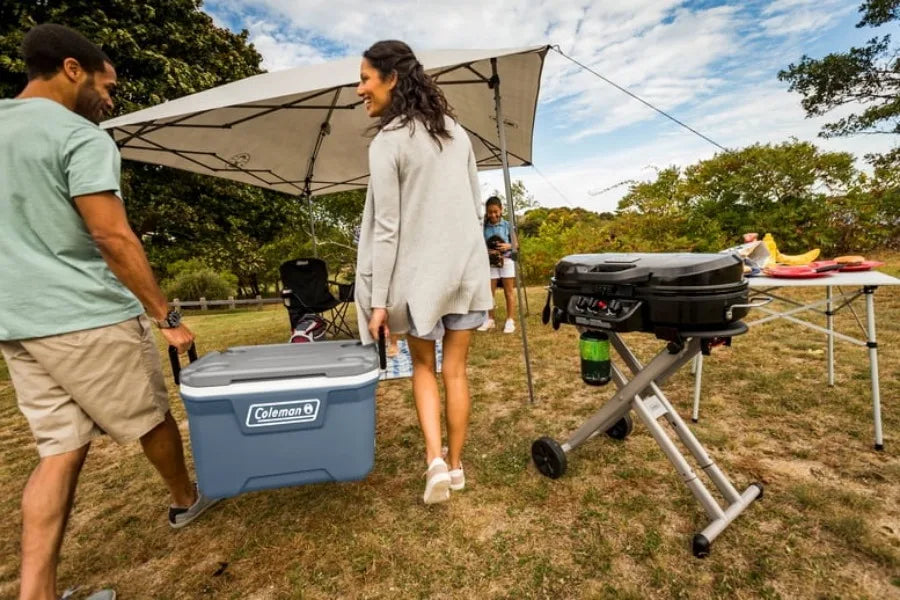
[478,195,518,334]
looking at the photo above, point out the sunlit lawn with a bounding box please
[1,253,898,599]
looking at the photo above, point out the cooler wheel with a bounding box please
[531,437,567,479]
[605,415,634,440]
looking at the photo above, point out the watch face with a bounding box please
[165,310,181,328]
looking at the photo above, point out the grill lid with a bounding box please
[554,253,744,287]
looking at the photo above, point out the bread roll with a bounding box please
[835,255,865,264]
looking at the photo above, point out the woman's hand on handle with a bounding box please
[368,308,390,343]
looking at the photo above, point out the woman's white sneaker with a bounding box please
[449,464,465,491]
[476,318,495,332]
[503,319,515,333]
[423,458,451,504]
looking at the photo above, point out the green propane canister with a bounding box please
[579,330,611,386]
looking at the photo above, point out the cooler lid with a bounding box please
[179,341,379,388]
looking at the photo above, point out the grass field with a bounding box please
[1,253,899,599]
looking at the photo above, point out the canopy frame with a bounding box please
[489,57,535,403]
[105,46,548,403]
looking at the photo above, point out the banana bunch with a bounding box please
[761,233,820,266]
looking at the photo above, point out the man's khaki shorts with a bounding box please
[0,315,170,457]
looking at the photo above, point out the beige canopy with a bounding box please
[102,44,548,403]
[102,46,549,197]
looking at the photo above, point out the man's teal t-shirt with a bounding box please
[0,98,142,340]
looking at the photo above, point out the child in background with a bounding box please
[477,196,517,333]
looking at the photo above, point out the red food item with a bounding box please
[764,265,833,279]
[840,261,885,272]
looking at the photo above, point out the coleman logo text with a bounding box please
[246,399,320,427]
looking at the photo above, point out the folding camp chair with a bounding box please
[280,258,355,339]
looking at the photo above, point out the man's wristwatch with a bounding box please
[152,308,182,329]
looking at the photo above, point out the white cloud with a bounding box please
[244,20,328,71]
[479,86,898,215]
[759,0,857,36]
[201,0,896,212]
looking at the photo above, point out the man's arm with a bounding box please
[73,191,194,352]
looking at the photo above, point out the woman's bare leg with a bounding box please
[442,328,473,470]
[407,335,443,464]
[488,278,499,321]
[502,277,516,322]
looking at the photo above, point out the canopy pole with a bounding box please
[490,58,536,404]
[305,191,318,257]
[302,89,342,258]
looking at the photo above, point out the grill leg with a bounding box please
[615,340,744,505]
[692,353,703,423]
[546,333,762,557]
[560,339,696,453]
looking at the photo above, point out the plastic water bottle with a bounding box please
[580,330,611,386]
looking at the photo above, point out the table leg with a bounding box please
[864,287,884,450]
[826,286,834,387]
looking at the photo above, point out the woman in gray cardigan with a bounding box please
[356,40,492,504]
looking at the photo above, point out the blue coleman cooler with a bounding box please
[178,341,380,498]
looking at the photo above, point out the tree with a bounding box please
[1,1,263,109]
[491,179,540,214]
[679,141,857,251]
[778,1,900,150]
[0,1,318,295]
[612,141,896,254]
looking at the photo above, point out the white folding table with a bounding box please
[690,270,900,450]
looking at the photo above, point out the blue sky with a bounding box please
[204,0,896,212]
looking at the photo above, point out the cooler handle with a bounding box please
[168,343,198,385]
[377,326,387,370]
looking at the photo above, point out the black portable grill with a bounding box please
[546,252,751,340]
[535,252,763,558]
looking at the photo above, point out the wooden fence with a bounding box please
[168,296,282,311]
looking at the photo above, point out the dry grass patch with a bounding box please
[1,253,899,599]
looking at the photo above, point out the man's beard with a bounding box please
[74,78,104,124]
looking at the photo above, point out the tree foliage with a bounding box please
[161,258,237,301]
[515,141,898,284]
[0,1,314,296]
[0,0,263,108]
[491,179,539,214]
[778,0,900,143]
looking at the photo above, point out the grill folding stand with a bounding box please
[534,253,763,557]
[533,326,762,558]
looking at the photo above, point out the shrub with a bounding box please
[163,261,236,301]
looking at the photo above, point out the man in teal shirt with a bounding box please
[0,24,218,600]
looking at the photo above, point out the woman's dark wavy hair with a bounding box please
[363,40,456,148]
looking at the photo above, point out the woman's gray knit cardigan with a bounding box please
[355,116,492,344]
